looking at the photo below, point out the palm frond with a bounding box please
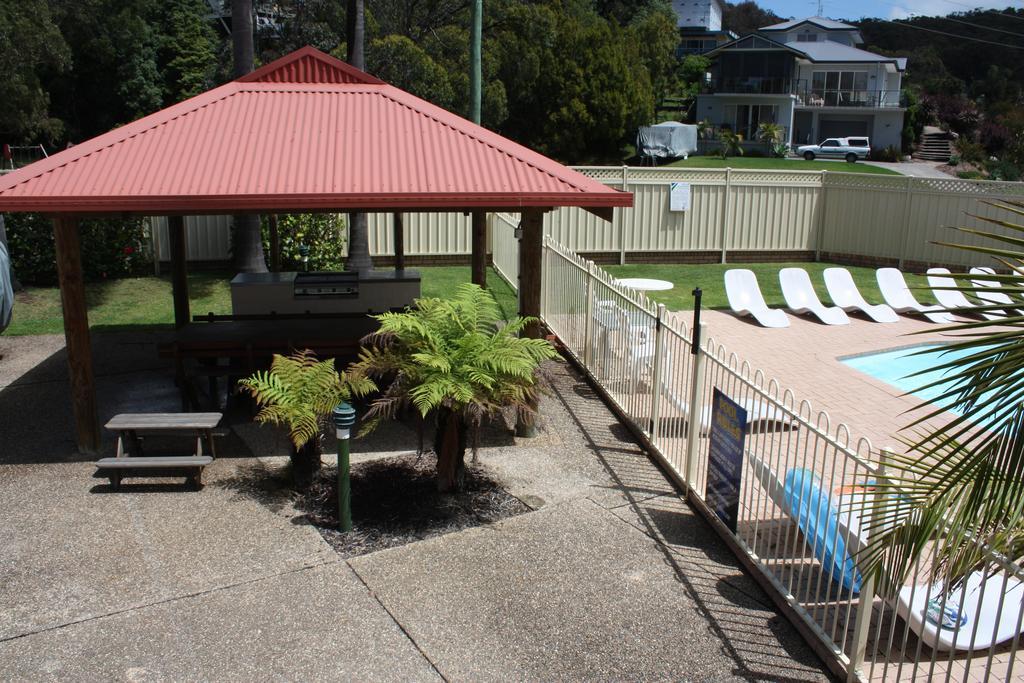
[861,200,1024,592]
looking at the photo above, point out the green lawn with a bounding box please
[603,262,936,311]
[663,156,901,175]
[3,266,519,336]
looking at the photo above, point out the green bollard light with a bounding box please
[332,402,356,532]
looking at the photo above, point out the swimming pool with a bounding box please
[841,344,992,423]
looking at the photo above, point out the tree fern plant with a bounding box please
[240,350,375,488]
[350,283,558,493]
[859,199,1024,595]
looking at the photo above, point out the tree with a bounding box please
[721,1,780,36]
[718,129,743,158]
[629,7,681,106]
[352,284,557,492]
[231,0,268,273]
[756,122,785,156]
[241,350,375,487]
[0,0,70,143]
[860,201,1024,594]
[366,36,455,109]
[159,0,218,103]
[345,0,373,273]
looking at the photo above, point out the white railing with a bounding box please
[490,212,520,292]
[538,235,1024,683]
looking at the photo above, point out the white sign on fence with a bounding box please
[669,182,691,212]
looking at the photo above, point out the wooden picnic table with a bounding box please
[97,412,223,490]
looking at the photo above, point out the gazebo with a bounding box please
[0,47,633,453]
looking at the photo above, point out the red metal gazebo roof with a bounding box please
[0,47,632,215]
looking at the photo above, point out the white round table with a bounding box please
[614,277,674,292]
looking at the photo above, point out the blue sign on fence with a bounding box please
[706,389,748,533]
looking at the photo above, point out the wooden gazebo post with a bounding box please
[393,212,405,272]
[52,217,100,453]
[168,215,190,329]
[471,210,487,287]
[516,208,545,437]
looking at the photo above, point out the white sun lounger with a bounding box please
[876,268,954,324]
[970,267,1023,317]
[823,268,899,323]
[927,267,995,319]
[779,268,849,325]
[746,451,1024,652]
[724,269,789,328]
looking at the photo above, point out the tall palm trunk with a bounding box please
[345,0,372,274]
[231,0,267,273]
[434,408,467,493]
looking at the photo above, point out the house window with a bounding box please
[723,104,779,139]
[811,71,869,106]
[796,34,818,42]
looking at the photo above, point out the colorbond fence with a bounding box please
[151,168,1024,271]
[532,235,1024,683]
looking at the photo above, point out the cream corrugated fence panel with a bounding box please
[151,215,233,261]
[820,174,1024,266]
[153,212,475,261]
[149,168,1024,266]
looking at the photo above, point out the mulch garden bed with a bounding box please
[299,452,531,559]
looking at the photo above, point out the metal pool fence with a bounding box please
[531,236,1024,682]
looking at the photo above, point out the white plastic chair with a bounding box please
[876,268,954,324]
[823,268,899,323]
[928,268,999,320]
[724,269,789,328]
[970,267,1023,317]
[779,268,849,325]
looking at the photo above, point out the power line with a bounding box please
[942,15,1024,36]
[881,17,1024,48]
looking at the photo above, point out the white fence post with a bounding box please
[649,304,667,442]
[815,170,827,262]
[582,263,596,368]
[684,321,709,490]
[897,176,914,271]
[619,165,629,265]
[847,447,890,682]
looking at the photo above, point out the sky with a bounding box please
[756,0,1022,21]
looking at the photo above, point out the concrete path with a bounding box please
[0,331,831,680]
[860,160,952,178]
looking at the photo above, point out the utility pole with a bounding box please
[470,0,482,124]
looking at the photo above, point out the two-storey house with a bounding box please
[695,16,907,149]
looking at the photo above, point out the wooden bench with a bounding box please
[97,412,222,490]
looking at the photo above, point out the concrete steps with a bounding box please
[914,131,954,162]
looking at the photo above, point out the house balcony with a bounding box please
[704,77,799,95]
[794,89,904,109]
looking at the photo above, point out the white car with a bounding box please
[797,137,870,163]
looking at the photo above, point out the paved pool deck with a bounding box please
[0,331,831,681]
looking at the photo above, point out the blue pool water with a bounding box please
[842,344,994,424]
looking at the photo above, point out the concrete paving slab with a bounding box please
[0,458,335,641]
[475,360,677,510]
[0,562,441,682]
[350,498,829,682]
[608,494,831,680]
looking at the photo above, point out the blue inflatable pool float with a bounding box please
[783,468,862,594]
